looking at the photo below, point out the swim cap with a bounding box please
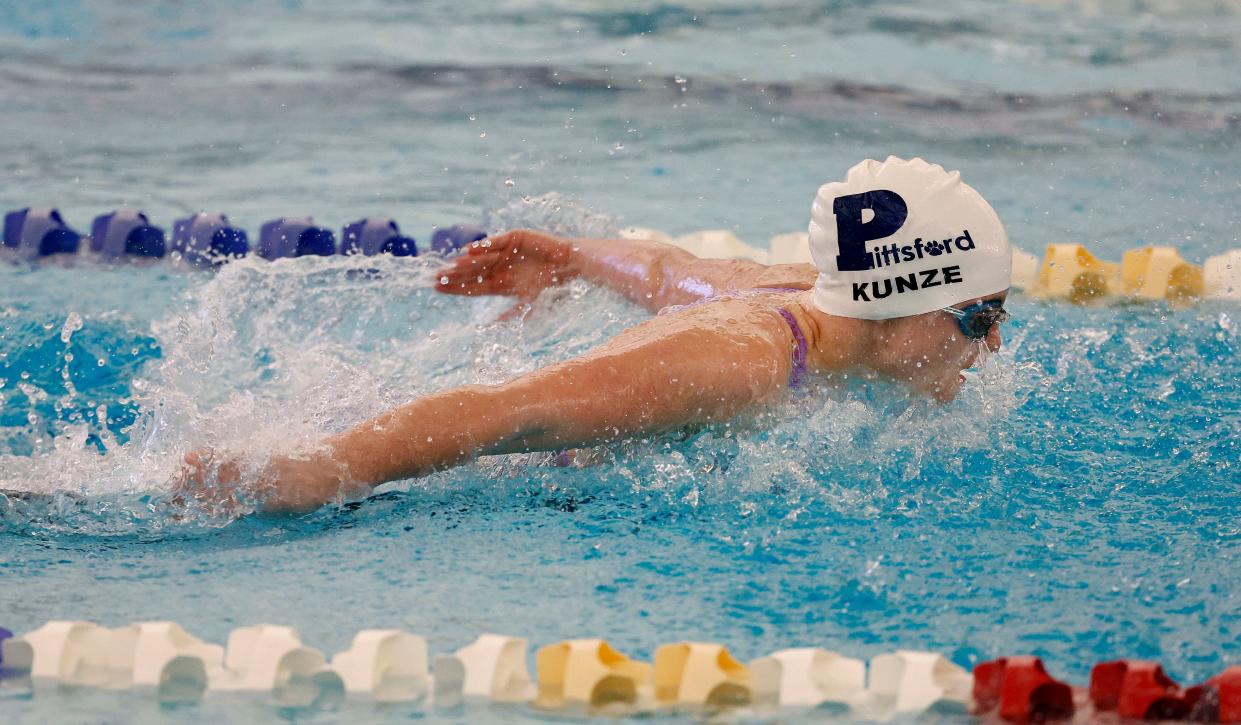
[808,156,1011,320]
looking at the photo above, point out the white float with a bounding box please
[677,230,768,263]
[212,625,343,706]
[534,638,652,708]
[618,226,676,245]
[864,650,972,716]
[1011,246,1041,291]
[768,232,813,265]
[5,621,114,687]
[653,641,751,707]
[432,633,532,704]
[1204,249,1241,299]
[750,647,865,708]
[110,621,223,701]
[330,629,427,702]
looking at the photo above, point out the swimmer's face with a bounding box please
[874,290,1007,402]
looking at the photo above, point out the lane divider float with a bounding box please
[534,638,651,709]
[2,208,81,256]
[0,620,1238,721]
[171,212,249,266]
[750,647,864,708]
[90,210,166,258]
[431,633,532,704]
[210,625,343,706]
[331,629,428,702]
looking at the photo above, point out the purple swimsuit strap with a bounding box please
[775,308,808,390]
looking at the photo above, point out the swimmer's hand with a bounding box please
[176,449,358,515]
[434,230,577,301]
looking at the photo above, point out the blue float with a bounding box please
[171,212,249,266]
[90,209,166,258]
[257,217,336,259]
[2,207,81,256]
[341,217,418,257]
[431,223,487,255]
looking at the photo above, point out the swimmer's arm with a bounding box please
[568,237,816,311]
[436,229,815,312]
[283,310,791,511]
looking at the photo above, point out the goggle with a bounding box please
[943,299,1009,340]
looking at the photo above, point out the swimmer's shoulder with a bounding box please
[655,262,814,316]
[747,263,816,291]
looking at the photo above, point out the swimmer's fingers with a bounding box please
[466,230,535,255]
[435,230,574,298]
[464,236,507,255]
[468,230,568,262]
[436,254,508,295]
[172,448,246,515]
[179,448,239,483]
[178,448,214,490]
[438,249,540,295]
[450,251,506,276]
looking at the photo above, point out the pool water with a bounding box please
[1,0,1239,721]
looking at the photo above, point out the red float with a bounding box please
[1213,666,1241,723]
[1186,666,1241,724]
[1089,660,1192,720]
[973,656,1074,722]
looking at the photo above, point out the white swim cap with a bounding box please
[808,156,1011,320]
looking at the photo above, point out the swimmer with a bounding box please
[179,157,1012,514]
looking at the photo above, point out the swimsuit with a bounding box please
[752,287,809,390]
[659,286,811,391]
[775,307,808,390]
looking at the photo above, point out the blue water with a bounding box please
[1,1,1239,722]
